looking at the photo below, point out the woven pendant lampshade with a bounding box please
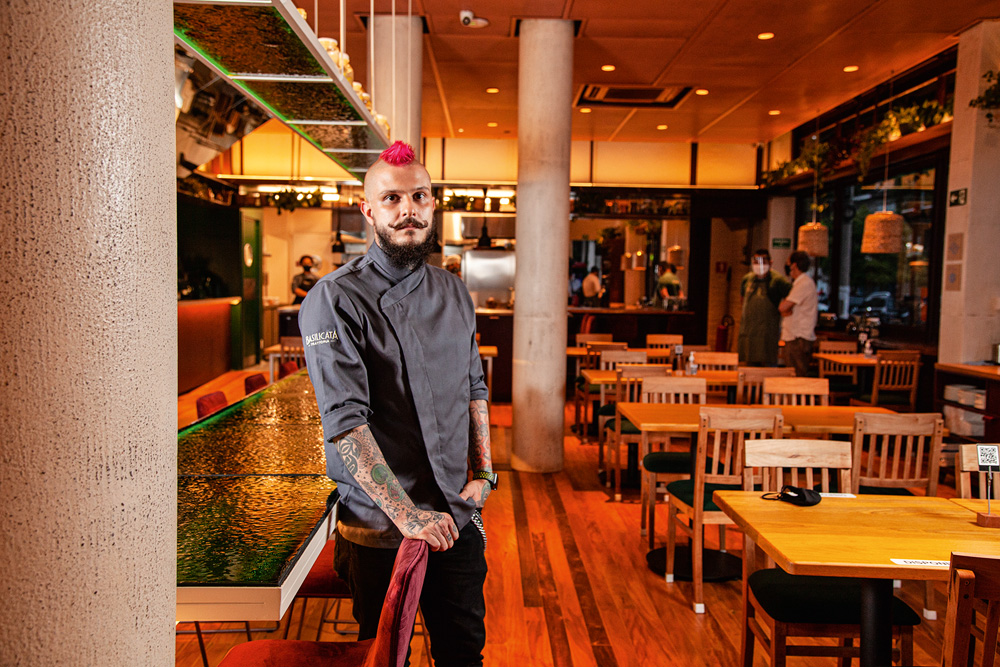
[861,211,904,253]
[667,245,684,267]
[797,222,829,257]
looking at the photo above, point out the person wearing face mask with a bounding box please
[291,254,318,304]
[779,250,819,376]
[737,249,791,366]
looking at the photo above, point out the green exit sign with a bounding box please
[772,238,792,249]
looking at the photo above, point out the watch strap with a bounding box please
[472,470,498,490]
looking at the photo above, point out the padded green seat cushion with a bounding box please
[858,485,914,496]
[597,403,618,417]
[603,418,639,434]
[642,451,691,473]
[664,479,741,512]
[748,568,921,626]
[853,390,912,405]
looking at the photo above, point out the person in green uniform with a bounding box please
[737,249,790,366]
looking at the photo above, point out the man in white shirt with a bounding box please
[779,250,819,376]
[581,266,603,307]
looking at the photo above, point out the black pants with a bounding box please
[335,521,487,667]
[784,337,814,377]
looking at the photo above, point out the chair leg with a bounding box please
[740,547,755,667]
[646,471,657,550]
[719,524,727,553]
[899,626,913,666]
[692,522,705,613]
[194,621,210,667]
[244,621,252,642]
[613,434,623,501]
[769,620,787,667]
[316,599,330,640]
[839,638,853,667]
[282,598,296,639]
[666,504,677,583]
[923,580,937,619]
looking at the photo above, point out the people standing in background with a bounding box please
[581,266,603,307]
[780,250,819,376]
[655,261,683,304]
[737,249,790,366]
[291,254,318,304]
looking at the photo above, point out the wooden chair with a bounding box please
[817,340,859,402]
[218,539,429,667]
[195,391,227,419]
[244,372,268,395]
[852,411,945,619]
[574,341,628,442]
[693,351,739,398]
[575,332,612,346]
[596,351,653,466]
[280,335,306,368]
[942,552,1000,667]
[740,439,918,667]
[641,376,707,549]
[956,443,1000,500]
[603,362,664,501]
[665,406,783,613]
[850,350,921,412]
[761,376,830,406]
[278,360,300,379]
[646,334,683,365]
[735,367,796,405]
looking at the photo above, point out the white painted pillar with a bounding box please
[371,15,423,157]
[511,19,573,473]
[939,20,1000,362]
[0,2,177,664]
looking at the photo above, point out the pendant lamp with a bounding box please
[666,245,684,267]
[797,221,829,257]
[860,75,904,254]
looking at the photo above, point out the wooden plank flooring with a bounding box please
[175,399,950,666]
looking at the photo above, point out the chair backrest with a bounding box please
[364,538,430,667]
[956,443,1000,500]
[600,349,646,370]
[576,333,613,346]
[278,360,300,379]
[850,412,944,495]
[693,351,739,371]
[762,376,830,406]
[641,376,707,405]
[580,341,627,370]
[817,340,858,380]
[735,366,796,404]
[743,438,852,493]
[244,373,268,395]
[941,552,1000,667]
[872,350,921,409]
[646,334,683,364]
[280,335,305,361]
[696,407,784,488]
[615,364,671,404]
[195,391,227,418]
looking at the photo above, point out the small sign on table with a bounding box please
[977,444,1000,528]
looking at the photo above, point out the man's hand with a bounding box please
[460,478,491,508]
[397,508,459,551]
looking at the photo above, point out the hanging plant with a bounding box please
[969,70,1000,124]
[762,136,836,189]
[271,189,322,214]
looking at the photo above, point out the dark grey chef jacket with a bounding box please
[300,241,488,548]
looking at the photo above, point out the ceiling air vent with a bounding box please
[577,85,693,109]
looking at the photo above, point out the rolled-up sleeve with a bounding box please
[300,281,371,442]
[463,292,488,403]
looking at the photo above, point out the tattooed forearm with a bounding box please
[334,425,425,529]
[468,399,492,472]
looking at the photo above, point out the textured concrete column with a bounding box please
[939,20,1000,362]
[0,2,177,664]
[511,20,573,472]
[371,15,423,156]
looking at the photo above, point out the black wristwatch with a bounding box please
[472,470,498,490]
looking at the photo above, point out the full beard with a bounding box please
[376,217,439,270]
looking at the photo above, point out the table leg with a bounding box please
[859,578,893,667]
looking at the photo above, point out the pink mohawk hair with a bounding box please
[379,141,416,166]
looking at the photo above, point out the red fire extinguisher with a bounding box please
[715,314,735,352]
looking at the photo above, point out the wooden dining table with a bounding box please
[713,491,1000,667]
[813,352,877,367]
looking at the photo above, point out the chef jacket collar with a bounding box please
[366,238,425,285]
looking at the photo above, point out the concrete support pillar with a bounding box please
[0,3,177,664]
[511,19,573,473]
[939,20,1000,362]
[371,15,423,156]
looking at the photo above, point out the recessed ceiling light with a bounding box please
[843,65,859,73]
[601,64,616,72]
[695,89,709,96]
[458,128,464,133]
[485,87,499,94]
[757,32,775,40]
[579,107,592,114]
[768,109,781,116]
[487,122,498,127]
[656,124,668,130]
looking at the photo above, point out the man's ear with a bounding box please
[359,200,374,226]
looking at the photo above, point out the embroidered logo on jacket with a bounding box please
[305,330,339,346]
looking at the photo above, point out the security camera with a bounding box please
[460,10,475,26]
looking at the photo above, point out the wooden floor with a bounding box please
[175,397,950,666]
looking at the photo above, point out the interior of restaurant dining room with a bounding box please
[5,1,1000,666]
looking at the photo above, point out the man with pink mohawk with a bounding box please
[301,141,492,665]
